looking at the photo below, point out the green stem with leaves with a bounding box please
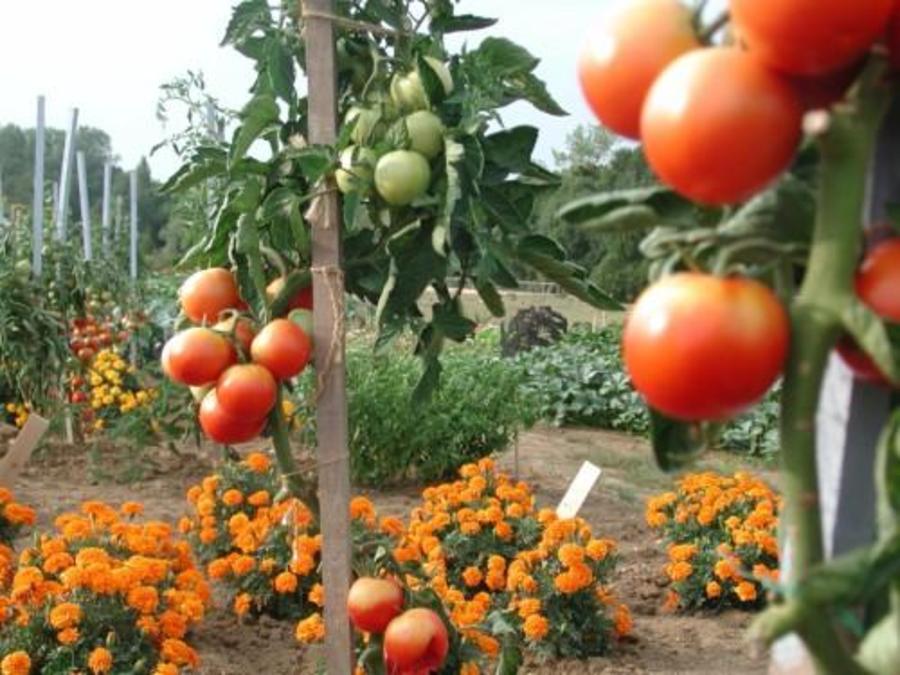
[271,385,320,515]
[771,65,891,674]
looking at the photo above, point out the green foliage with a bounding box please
[297,342,536,486]
[515,328,780,457]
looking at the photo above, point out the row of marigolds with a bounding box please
[0,461,780,674]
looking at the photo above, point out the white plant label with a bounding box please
[556,461,602,519]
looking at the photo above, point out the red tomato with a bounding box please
[623,273,790,421]
[77,347,95,362]
[383,608,449,675]
[179,268,242,324]
[251,319,312,380]
[836,337,890,386]
[161,328,236,386]
[214,315,257,355]
[215,364,278,420]
[348,577,404,635]
[888,3,900,69]
[729,0,892,76]
[855,239,900,322]
[641,48,803,205]
[70,391,87,404]
[198,389,267,445]
[266,276,314,312]
[578,0,700,139]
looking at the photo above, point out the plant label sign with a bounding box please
[557,461,602,520]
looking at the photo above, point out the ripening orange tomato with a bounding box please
[729,0,892,76]
[347,577,404,635]
[266,276,314,312]
[641,48,803,205]
[198,389,267,445]
[215,364,278,421]
[578,0,700,139]
[161,328,236,387]
[383,608,449,674]
[251,319,312,380]
[179,268,242,324]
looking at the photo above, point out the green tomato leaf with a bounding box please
[221,0,272,48]
[159,147,227,194]
[475,276,505,318]
[417,54,448,107]
[230,94,280,164]
[235,212,269,319]
[285,144,335,182]
[471,37,540,75]
[266,37,296,105]
[719,176,815,245]
[432,301,476,342]
[431,14,498,33]
[483,126,538,174]
[503,71,568,117]
[840,300,900,385]
[558,186,694,228]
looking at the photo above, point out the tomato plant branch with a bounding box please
[270,385,320,516]
[774,62,891,675]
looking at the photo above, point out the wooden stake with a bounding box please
[305,1,353,672]
[0,414,49,485]
[32,96,46,278]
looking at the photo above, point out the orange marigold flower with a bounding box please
[121,502,144,517]
[57,627,79,645]
[460,663,480,675]
[88,647,113,674]
[153,664,179,675]
[460,521,481,536]
[290,552,316,576]
[231,555,255,576]
[523,613,549,641]
[159,610,188,639]
[160,639,200,667]
[247,490,270,507]
[734,581,758,603]
[349,497,376,524]
[379,516,405,537]
[586,539,614,561]
[296,613,326,643]
[233,593,252,617]
[662,590,680,612]
[667,543,697,563]
[127,585,159,614]
[244,452,271,473]
[461,566,483,588]
[49,602,82,629]
[665,561,693,582]
[613,604,633,637]
[3,503,36,526]
[222,489,243,507]
[274,571,298,594]
[1,651,31,675]
[308,583,325,607]
[557,543,585,568]
[516,597,541,619]
[493,521,513,540]
[485,570,505,592]
[714,559,737,582]
[208,558,230,580]
[706,581,722,599]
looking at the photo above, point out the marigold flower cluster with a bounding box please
[2,403,31,430]
[0,499,209,674]
[394,458,631,662]
[0,487,35,554]
[645,471,781,612]
[72,349,158,434]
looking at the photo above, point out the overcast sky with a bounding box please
[0,0,605,181]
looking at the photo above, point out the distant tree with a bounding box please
[534,125,656,302]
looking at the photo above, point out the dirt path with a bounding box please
[7,428,771,674]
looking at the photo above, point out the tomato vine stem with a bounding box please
[271,385,320,516]
[773,61,892,674]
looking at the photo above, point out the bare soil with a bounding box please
[7,427,772,674]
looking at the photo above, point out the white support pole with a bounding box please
[32,96,46,278]
[0,172,5,225]
[76,151,92,261]
[51,182,59,221]
[114,194,123,242]
[54,108,79,240]
[101,162,112,255]
[129,170,138,280]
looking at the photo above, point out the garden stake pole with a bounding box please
[304,1,354,672]
[0,172,5,225]
[129,170,138,281]
[758,63,893,675]
[76,151,92,261]
[55,108,79,240]
[32,95,45,279]
[101,162,112,257]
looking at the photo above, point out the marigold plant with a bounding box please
[646,471,781,612]
[0,500,209,673]
[394,459,631,661]
[2,402,31,430]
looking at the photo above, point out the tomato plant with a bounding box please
[729,0,893,76]
[641,48,803,205]
[347,577,404,635]
[623,273,789,421]
[578,0,700,139]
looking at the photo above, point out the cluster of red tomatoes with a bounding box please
[347,577,449,674]
[579,0,899,205]
[160,268,314,445]
[578,0,900,422]
[68,316,131,363]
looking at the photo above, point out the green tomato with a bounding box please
[346,107,383,145]
[336,145,377,195]
[14,259,31,280]
[374,150,432,206]
[405,111,445,159]
[288,308,314,342]
[390,57,453,111]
